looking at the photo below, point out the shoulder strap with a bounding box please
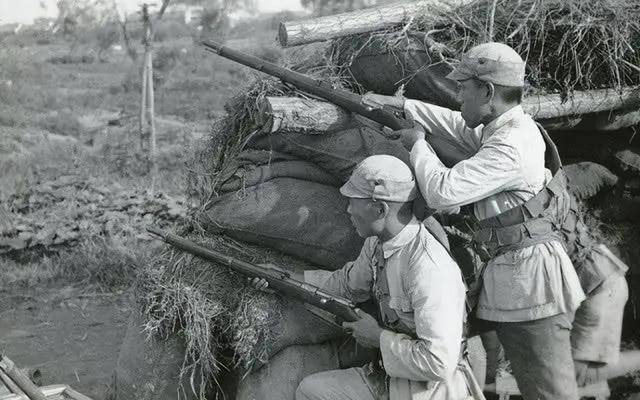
[536,122,562,174]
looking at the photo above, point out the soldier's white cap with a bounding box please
[340,155,417,202]
[447,42,526,87]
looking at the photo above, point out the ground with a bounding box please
[0,22,268,398]
[0,285,129,399]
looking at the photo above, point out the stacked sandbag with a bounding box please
[332,31,459,109]
[198,115,411,270]
[200,178,362,269]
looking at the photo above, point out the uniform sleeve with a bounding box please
[410,137,522,209]
[379,257,466,382]
[322,238,375,303]
[404,99,483,156]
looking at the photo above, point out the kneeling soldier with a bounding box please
[289,155,482,400]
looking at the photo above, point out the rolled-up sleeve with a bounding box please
[379,260,465,382]
[410,138,522,209]
[322,238,375,303]
[404,99,482,158]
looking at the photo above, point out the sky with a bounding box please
[0,0,305,25]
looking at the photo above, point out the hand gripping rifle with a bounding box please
[146,226,361,324]
[200,40,465,167]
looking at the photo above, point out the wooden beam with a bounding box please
[278,0,469,47]
[523,86,640,120]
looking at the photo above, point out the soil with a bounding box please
[0,284,131,399]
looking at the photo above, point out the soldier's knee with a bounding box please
[295,374,323,400]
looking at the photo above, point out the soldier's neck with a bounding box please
[377,212,413,243]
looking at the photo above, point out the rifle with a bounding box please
[200,40,466,167]
[201,40,410,131]
[146,226,361,324]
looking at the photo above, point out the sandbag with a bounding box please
[251,297,346,367]
[199,178,363,270]
[249,124,410,182]
[236,338,377,400]
[113,309,201,400]
[219,160,340,193]
[335,31,460,109]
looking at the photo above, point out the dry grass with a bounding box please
[421,0,640,93]
[185,77,297,204]
[136,230,313,398]
[328,0,640,95]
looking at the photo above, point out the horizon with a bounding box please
[0,0,305,25]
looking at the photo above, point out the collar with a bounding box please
[379,217,421,259]
[481,105,524,140]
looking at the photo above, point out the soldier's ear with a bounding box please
[377,201,390,219]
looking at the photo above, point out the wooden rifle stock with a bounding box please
[147,226,361,323]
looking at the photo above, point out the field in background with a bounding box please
[0,19,283,397]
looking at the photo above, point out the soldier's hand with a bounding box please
[342,309,384,348]
[397,124,426,151]
[247,277,271,292]
[361,92,390,111]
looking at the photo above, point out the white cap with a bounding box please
[340,155,417,202]
[447,42,526,87]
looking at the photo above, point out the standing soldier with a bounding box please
[363,42,585,399]
[252,155,484,400]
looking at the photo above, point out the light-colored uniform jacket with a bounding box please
[323,217,474,400]
[404,101,585,322]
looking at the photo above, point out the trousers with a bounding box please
[295,366,387,400]
[488,312,579,400]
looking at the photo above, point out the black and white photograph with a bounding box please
[1,0,639,398]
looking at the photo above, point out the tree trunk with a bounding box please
[523,86,640,120]
[257,96,354,134]
[146,49,158,188]
[278,0,468,47]
[140,3,157,190]
[139,56,148,150]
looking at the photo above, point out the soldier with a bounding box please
[252,154,484,400]
[363,42,586,399]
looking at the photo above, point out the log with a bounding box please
[523,86,640,120]
[257,96,354,134]
[0,385,68,400]
[278,0,467,47]
[263,86,640,136]
[0,356,46,400]
[0,370,25,396]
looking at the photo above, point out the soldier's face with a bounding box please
[346,197,385,238]
[457,78,492,129]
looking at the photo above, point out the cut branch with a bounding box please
[257,96,354,134]
[278,0,469,47]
